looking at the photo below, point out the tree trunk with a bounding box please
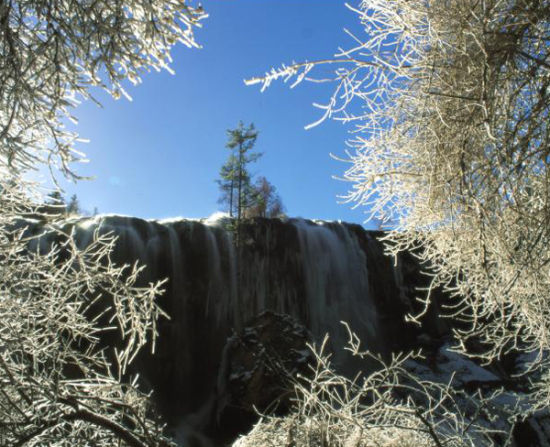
[237,144,242,222]
[229,175,234,217]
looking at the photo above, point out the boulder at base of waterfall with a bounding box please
[213,311,314,442]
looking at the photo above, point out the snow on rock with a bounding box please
[214,311,313,443]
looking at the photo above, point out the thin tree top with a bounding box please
[226,122,260,154]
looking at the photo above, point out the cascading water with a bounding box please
[25,214,424,442]
[292,219,378,350]
[22,215,540,447]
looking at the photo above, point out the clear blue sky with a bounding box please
[55,0,374,226]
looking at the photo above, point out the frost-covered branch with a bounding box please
[0,180,172,446]
[235,327,509,447]
[0,180,175,447]
[0,0,206,444]
[249,0,550,410]
[0,0,206,179]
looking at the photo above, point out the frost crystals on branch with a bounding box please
[0,0,206,179]
[249,0,550,409]
[0,180,171,446]
[235,325,508,447]
[0,0,206,444]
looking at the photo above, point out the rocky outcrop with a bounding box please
[213,311,313,443]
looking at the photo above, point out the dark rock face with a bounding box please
[513,415,550,447]
[214,311,313,443]
[25,215,450,442]
[23,215,550,446]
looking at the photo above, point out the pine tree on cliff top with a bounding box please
[217,122,262,221]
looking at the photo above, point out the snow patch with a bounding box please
[204,211,231,225]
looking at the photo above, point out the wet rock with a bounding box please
[212,311,314,443]
[512,414,550,447]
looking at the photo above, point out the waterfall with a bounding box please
[293,219,377,341]
[26,214,418,431]
[16,213,467,446]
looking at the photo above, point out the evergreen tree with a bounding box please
[216,154,239,217]
[66,194,80,215]
[216,123,261,332]
[217,122,262,221]
[46,190,64,206]
[43,190,67,216]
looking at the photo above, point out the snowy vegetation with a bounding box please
[0,0,205,445]
[252,0,550,381]
[234,330,513,447]
[245,0,550,444]
[2,0,550,445]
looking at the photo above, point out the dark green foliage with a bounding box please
[217,122,262,220]
[66,194,80,215]
[217,154,239,217]
[42,190,67,217]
